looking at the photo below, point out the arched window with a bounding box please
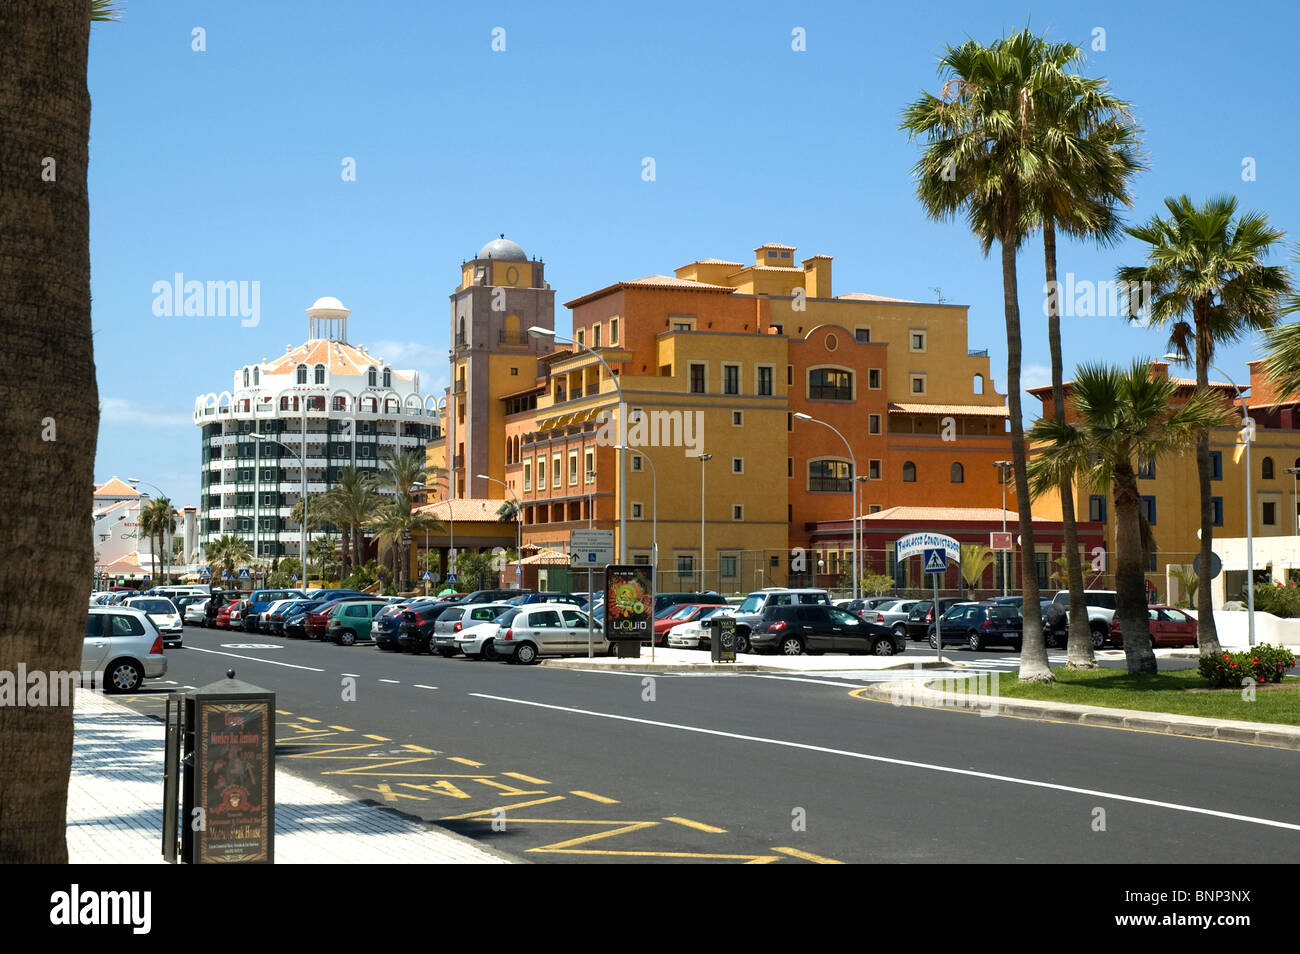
[807,367,853,401]
[296,364,307,385]
[950,462,964,483]
[314,364,325,384]
[243,368,250,387]
[1263,456,1275,480]
[253,367,259,385]
[902,461,917,482]
[973,374,983,395]
[367,366,377,388]
[383,367,392,388]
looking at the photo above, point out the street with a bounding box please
[110,625,1300,864]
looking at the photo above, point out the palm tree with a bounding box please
[1028,361,1234,674]
[1260,248,1300,398]
[960,544,995,599]
[327,466,384,572]
[1022,32,1143,670]
[153,496,178,583]
[902,30,1062,682]
[137,500,160,585]
[1118,196,1292,655]
[368,503,442,591]
[206,534,253,586]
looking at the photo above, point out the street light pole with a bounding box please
[699,454,712,591]
[793,413,857,601]
[528,326,627,564]
[251,433,307,585]
[478,474,521,590]
[994,461,1012,597]
[1287,467,1300,537]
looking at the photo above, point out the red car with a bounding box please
[306,602,346,640]
[1108,605,1197,648]
[653,604,718,646]
[219,599,252,631]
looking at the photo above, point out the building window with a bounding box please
[383,367,392,388]
[552,454,561,488]
[787,457,793,478]
[910,329,927,352]
[253,367,259,385]
[787,412,793,432]
[315,364,325,384]
[720,555,737,578]
[568,452,578,486]
[732,411,743,427]
[610,318,619,344]
[855,328,870,343]
[1140,495,1157,525]
[585,449,594,481]
[632,502,643,519]
[690,363,706,394]
[367,367,377,387]
[868,369,881,389]
[1211,496,1223,526]
[1138,456,1155,479]
[869,504,882,514]
[1147,545,1158,574]
[950,462,964,483]
[632,454,643,472]
[523,462,531,491]
[757,366,773,396]
[576,329,585,346]
[868,414,881,435]
[1089,495,1107,522]
[1210,451,1222,480]
[910,374,926,395]
[537,458,546,487]
[732,458,743,474]
[732,505,743,521]
[787,365,793,386]
[677,555,694,577]
[809,459,852,493]
[808,368,853,401]
[296,364,307,385]
[1035,552,1050,588]
[723,364,740,396]
[900,461,917,483]
[868,459,881,480]
[592,324,601,348]
[243,368,250,387]
[1263,501,1277,526]
[1262,456,1275,480]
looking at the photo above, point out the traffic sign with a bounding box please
[199,566,211,578]
[421,570,431,581]
[896,532,960,563]
[570,529,614,566]
[429,572,441,584]
[923,548,947,574]
[238,568,250,580]
[989,532,1013,550]
[445,573,457,584]
[1193,552,1223,581]
[291,573,298,582]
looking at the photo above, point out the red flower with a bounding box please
[1229,662,1238,668]
[1222,653,1231,661]
[1252,657,1259,665]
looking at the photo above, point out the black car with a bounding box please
[281,592,370,637]
[904,598,967,640]
[371,598,439,651]
[395,598,466,654]
[927,602,1023,651]
[748,605,905,656]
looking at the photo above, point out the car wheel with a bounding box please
[1091,626,1107,650]
[515,642,539,665]
[872,637,897,656]
[927,632,938,651]
[437,647,456,658]
[607,641,619,657]
[339,629,356,647]
[106,659,143,694]
[481,639,498,662]
[779,636,803,656]
[734,630,751,654]
[967,632,983,652]
[892,623,907,638]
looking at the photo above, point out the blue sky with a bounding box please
[89,0,1300,507]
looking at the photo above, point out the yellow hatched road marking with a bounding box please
[275,709,293,716]
[773,846,845,864]
[571,790,619,804]
[503,771,549,784]
[299,717,320,723]
[664,816,726,833]
[447,757,485,767]
[402,744,438,754]
[364,734,390,741]
[439,796,567,820]
[328,725,354,732]
[354,783,426,803]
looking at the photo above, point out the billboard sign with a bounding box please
[604,564,653,641]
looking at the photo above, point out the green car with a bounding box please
[327,600,389,646]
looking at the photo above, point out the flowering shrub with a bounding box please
[1198,645,1297,688]
[1247,581,1300,618]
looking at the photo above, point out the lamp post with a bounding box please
[994,460,1012,597]
[477,474,521,590]
[129,478,171,584]
[1164,353,1254,647]
[698,454,712,591]
[793,413,857,601]
[528,326,627,564]
[250,434,307,584]
[1287,467,1300,537]
[855,475,869,601]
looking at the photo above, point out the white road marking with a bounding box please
[413,684,438,691]
[469,692,1300,833]
[341,673,361,677]
[379,679,400,684]
[186,646,326,672]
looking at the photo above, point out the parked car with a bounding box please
[305,602,350,640]
[283,592,372,637]
[123,596,184,648]
[326,600,389,646]
[494,604,613,664]
[1108,605,1197,648]
[456,588,535,605]
[841,596,901,617]
[261,598,311,635]
[242,589,306,633]
[224,599,254,632]
[926,602,1023,651]
[904,598,966,640]
[747,605,905,656]
[429,603,515,657]
[391,597,472,653]
[728,588,833,652]
[83,606,167,693]
[505,592,585,607]
[182,598,209,626]
[665,606,737,650]
[872,599,921,638]
[1050,589,1118,647]
[653,592,730,615]
[204,590,249,628]
[652,603,723,646]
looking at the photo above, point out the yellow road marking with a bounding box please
[299,717,320,723]
[474,778,549,797]
[665,816,726,833]
[276,709,293,716]
[354,783,426,803]
[773,846,845,864]
[328,725,354,732]
[447,757,485,767]
[400,780,471,799]
[403,744,438,754]
[503,771,549,784]
[571,790,619,804]
[440,796,567,820]
[364,734,390,741]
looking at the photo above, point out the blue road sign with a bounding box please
[445,573,457,584]
[923,548,947,574]
[421,570,432,581]
[429,572,441,584]
[291,573,298,582]
[199,566,210,578]
[238,568,250,580]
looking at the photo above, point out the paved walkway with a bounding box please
[69,689,513,864]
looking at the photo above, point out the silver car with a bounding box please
[84,606,167,693]
[435,603,513,658]
[183,598,209,626]
[871,600,921,638]
[492,604,612,664]
[124,596,184,647]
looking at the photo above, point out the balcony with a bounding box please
[498,330,530,346]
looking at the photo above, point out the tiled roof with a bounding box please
[101,553,145,574]
[564,276,736,308]
[416,498,515,522]
[684,258,744,267]
[836,293,923,303]
[756,243,797,251]
[94,477,141,497]
[1027,378,1238,396]
[262,339,414,381]
[518,547,571,565]
[889,403,1009,417]
[860,506,1049,523]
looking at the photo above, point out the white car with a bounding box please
[124,596,184,648]
[453,618,508,661]
[84,606,167,693]
[183,598,209,626]
[666,606,734,649]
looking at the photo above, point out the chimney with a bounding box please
[802,254,832,299]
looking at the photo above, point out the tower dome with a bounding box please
[306,296,350,341]
[477,235,527,261]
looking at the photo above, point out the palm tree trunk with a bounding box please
[1114,467,1157,675]
[1043,222,1096,669]
[0,0,94,862]
[1194,317,1222,655]
[1003,237,1051,682]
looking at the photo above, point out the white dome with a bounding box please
[477,236,527,262]
[308,296,348,313]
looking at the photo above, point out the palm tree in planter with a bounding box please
[960,544,995,600]
[1118,195,1292,655]
[1027,361,1234,675]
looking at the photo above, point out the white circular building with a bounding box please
[193,297,442,560]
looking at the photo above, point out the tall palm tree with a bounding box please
[327,467,384,572]
[153,496,178,583]
[368,503,442,591]
[1118,196,1292,655]
[137,499,160,584]
[902,31,1060,682]
[1028,362,1234,674]
[1260,248,1300,399]
[1021,31,1143,669]
[206,534,253,586]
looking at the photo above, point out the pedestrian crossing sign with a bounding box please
[923,548,946,574]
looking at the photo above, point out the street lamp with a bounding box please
[129,478,171,584]
[1164,352,1255,647]
[793,412,858,600]
[250,434,307,585]
[477,474,522,590]
[699,454,712,591]
[855,475,869,601]
[528,325,627,564]
[994,461,1013,598]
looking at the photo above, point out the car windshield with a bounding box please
[738,596,764,613]
[132,599,175,614]
[655,605,684,620]
[495,609,519,626]
[1086,593,1118,609]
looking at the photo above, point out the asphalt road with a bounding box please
[115,624,1300,864]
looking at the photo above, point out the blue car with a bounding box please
[240,588,306,632]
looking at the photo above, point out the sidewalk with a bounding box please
[68,689,514,864]
[543,646,951,673]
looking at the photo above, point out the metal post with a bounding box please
[587,567,594,658]
[1244,409,1255,647]
[699,454,712,591]
[933,566,944,665]
[793,414,857,600]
